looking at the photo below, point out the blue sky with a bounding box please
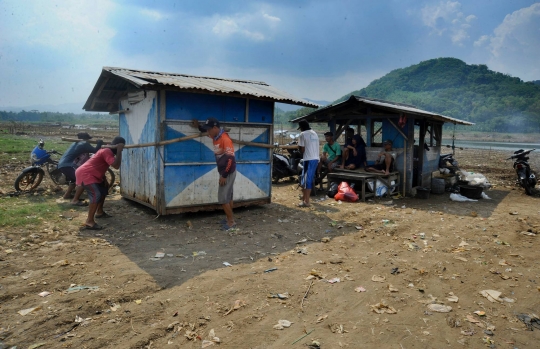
[0,0,539,109]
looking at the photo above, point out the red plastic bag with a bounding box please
[334,182,358,202]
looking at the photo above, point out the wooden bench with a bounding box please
[327,168,401,201]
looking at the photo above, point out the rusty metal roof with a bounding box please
[291,95,474,126]
[83,67,319,112]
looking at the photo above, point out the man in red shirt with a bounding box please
[199,117,237,230]
[75,136,125,230]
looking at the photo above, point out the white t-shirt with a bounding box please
[378,151,396,163]
[298,129,320,161]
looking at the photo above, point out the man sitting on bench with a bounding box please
[318,131,341,175]
[366,139,396,175]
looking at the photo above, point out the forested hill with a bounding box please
[334,58,540,132]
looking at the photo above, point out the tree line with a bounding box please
[0,110,116,125]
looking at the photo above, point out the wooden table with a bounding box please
[327,172,377,202]
[328,169,401,201]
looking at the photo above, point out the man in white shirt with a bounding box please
[297,120,320,207]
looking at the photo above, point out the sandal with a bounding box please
[297,202,311,208]
[84,224,103,230]
[95,212,113,219]
[222,223,237,231]
[70,201,88,206]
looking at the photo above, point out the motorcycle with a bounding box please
[439,153,459,174]
[14,139,115,192]
[507,148,537,195]
[272,134,302,183]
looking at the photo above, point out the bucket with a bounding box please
[459,185,483,199]
[416,187,430,199]
[431,178,445,194]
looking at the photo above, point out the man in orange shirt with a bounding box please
[199,117,237,230]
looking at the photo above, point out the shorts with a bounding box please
[372,158,395,172]
[322,158,340,170]
[218,170,236,204]
[59,167,76,184]
[301,159,319,190]
[83,182,108,204]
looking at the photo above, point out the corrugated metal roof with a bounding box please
[83,67,319,112]
[291,95,474,125]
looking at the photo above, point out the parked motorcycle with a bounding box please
[507,148,537,195]
[272,134,302,183]
[439,153,459,174]
[14,139,115,192]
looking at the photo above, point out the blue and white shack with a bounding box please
[292,96,473,196]
[83,67,317,214]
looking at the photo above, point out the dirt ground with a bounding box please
[2,144,540,349]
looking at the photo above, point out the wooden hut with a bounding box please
[83,67,317,214]
[292,96,473,198]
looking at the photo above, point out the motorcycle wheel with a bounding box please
[105,169,116,193]
[522,179,534,196]
[15,171,43,192]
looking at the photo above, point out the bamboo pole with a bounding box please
[61,135,299,150]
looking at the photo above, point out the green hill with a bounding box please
[334,58,540,132]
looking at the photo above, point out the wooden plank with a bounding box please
[165,198,270,214]
[386,117,408,140]
[91,78,110,109]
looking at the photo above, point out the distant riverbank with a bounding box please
[443,131,539,143]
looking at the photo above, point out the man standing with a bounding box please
[318,131,341,174]
[198,117,237,230]
[57,132,103,205]
[366,140,396,175]
[76,136,125,230]
[297,120,319,207]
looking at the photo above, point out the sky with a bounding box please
[0,0,539,110]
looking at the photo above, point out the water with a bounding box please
[442,140,540,151]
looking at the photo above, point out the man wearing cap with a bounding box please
[197,117,237,230]
[318,131,341,175]
[57,132,103,205]
[366,140,396,175]
[297,120,319,207]
[76,136,125,230]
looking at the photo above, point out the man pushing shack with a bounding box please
[196,117,237,230]
[76,136,125,230]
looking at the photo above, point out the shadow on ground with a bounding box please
[78,197,349,289]
[77,187,510,289]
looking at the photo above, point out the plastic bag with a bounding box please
[367,180,396,197]
[450,193,477,202]
[459,171,491,188]
[334,182,359,202]
[327,182,339,198]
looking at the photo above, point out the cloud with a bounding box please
[0,0,116,54]
[263,13,281,22]
[473,34,489,47]
[420,1,476,45]
[475,3,540,79]
[211,11,281,42]
[140,8,165,21]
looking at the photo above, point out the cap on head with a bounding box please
[111,136,126,145]
[297,120,310,131]
[324,131,334,137]
[202,117,220,131]
[383,139,393,146]
[77,132,92,140]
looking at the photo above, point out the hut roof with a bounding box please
[83,67,319,112]
[291,95,474,125]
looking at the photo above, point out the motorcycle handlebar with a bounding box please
[507,148,535,160]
